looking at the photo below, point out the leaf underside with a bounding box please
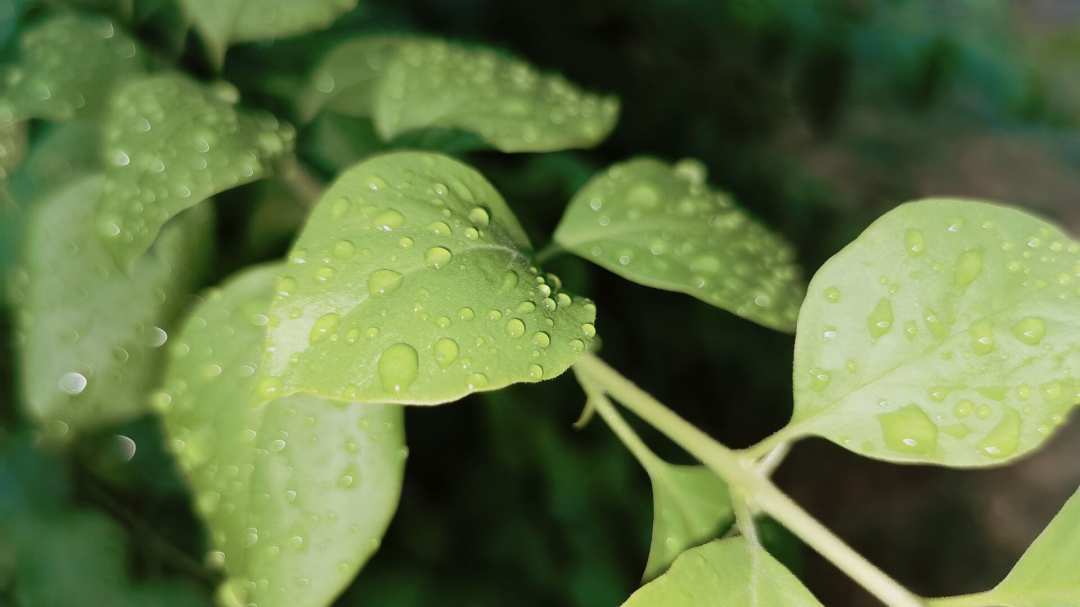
[301,37,620,152]
[644,463,734,582]
[158,264,406,607]
[791,199,1080,466]
[623,538,823,607]
[10,174,213,441]
[95,74,295,267]
[554,157,805,332]
[256,151,597,406]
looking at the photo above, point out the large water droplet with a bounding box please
[309,313,340,344]
[877,405,938,455]
[904,229,926,257]
[374,208,405,231]
[867,298,893,338]
[433,338,459,369]
[368,269,403,296]
[976,407,1021,459]
[424,246,452,268]
[1011,317,1046,345]
[505,318,526,339]
[378,343,418,394]
[955,247,984,288]
[969,319,994,355]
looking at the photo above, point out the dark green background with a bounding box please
[3,0,1080,605]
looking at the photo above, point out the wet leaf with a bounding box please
[790,200,1080,466]
[95,74,294,267]
[0,12,148,122]
[255,151,596,406]
[554,157,805,332]
[10,175,213,441]
[158,264,406,607]
[301,37,620,152]
[178,0,358,66]
[623,538,822,607]
[644,464,733,582]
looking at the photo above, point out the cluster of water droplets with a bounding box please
[556,157,803,330]
[803,208,1080,461]
[95,75,294,258]
[156,267,405,607]
[259,153,596,402]
[373,40,619,151]
[1,13,144,122]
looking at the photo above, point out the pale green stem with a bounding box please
[742,425,806,461]
[732,492,760,547]
[757,440,792,478]
[536,242,565,264]
[584,376,662,471]
[926,592,994,607]
[573,352,925,607]
[281,160,325,209]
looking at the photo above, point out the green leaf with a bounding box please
[158,263,407,607]
[0,12,148,122]
[623,538,823,607]
[95,74,295,266]
[255,151,597,406]
[301,37,620,152]
[178,0,358,66]
[0,118,25,180]
[644,464,734,582]
[789,199,1080,466]
[10,174,213,441]
[554,157,805,332]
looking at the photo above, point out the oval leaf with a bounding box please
[256,151,597,406]
[302,37,619,152]
[790,199,1080,466]
[624,538,823,607]
[10,174,213,441]
[95,74,295,266]
[644,463,734,582]
[0,12,147,122]
[978,486,1080,606]
[158,264,406,607]
[178,0,358,66]
[554,157,805,332]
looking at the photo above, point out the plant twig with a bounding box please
[535,242,564,264]
[573,352,926,607]
[281,159,326,209]
[757,441,792,477]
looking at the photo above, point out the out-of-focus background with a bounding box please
[3,0,1080,605]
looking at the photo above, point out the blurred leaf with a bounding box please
[178,0,359,67]
[95,74,294,266]
[790,200,1080,466]
[158,263,406,607]
[0,119,24,181]
[643,464,733,582]
[301,37,620,152]
[0,12,148,122]
[623,537,822,606]
[970,485,1080,606]
[255,151,597,406]
[10,174,213,441]
[554,157,805,332]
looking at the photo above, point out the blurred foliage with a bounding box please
[2,0,1080,605]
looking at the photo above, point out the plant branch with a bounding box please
[582,373,661,471]
[573,352,925,607]
[535,242,564,264]
[757,440,792,477]
[281,159,325,209]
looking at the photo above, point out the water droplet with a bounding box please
[500,271,519,291]
[528,364,544,379]
[626,182,659,208]
[953,400,973,418]
[867,298,893,338]
[374,208,405,230]
[433,338,459,369]
[255,377,283,399]
[309,313,340,344]
[955,248,984,288]
[904,229,926,257]
[809,368,830,392]
[59,371,87,394]
[378,343,418,394]
[368,269,403,296]
[424,246,453,268]
[333,240,356,259]
[427,221,452,235]
[976,408,1021,459]
[467,373,489,390]
[505,318,526,338]
[468,207,490,226]
[532,332,551,348]
[331,197,350,220]
[969,319,994,355]
[314,267,336,284]
[824,287,841,303]
[877,405,938,455]
[399,237,414,249]
[458,307,475,321]
[569,339,586,352]
[1011,317,1046,345]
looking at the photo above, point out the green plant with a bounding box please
[2,4,1079,607]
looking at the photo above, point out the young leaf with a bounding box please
[10,175,213,441]
[0,12,148,122]
[974,486,1080,606]
[301,37,620,152]
[178,0,358,66]
[95,74,295,266]
[623,538,823,607]
[790,200,1080,466]
[644,464,734,582]
[255,151,597,406]
[553,157,805,332]
[158,263,406,607]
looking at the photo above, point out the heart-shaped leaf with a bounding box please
[255,151,597,406]
[554,157,805,332]
[178,0,358,66]
[300,37,620,153]
[790,199,1080,466]
[158,263,406,607]
[644,464,734,582]
[963,485,1080,606]
[9,174,213,442]
[95,74,295,267]
[0,12,148,122]
[623,538,823,607]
